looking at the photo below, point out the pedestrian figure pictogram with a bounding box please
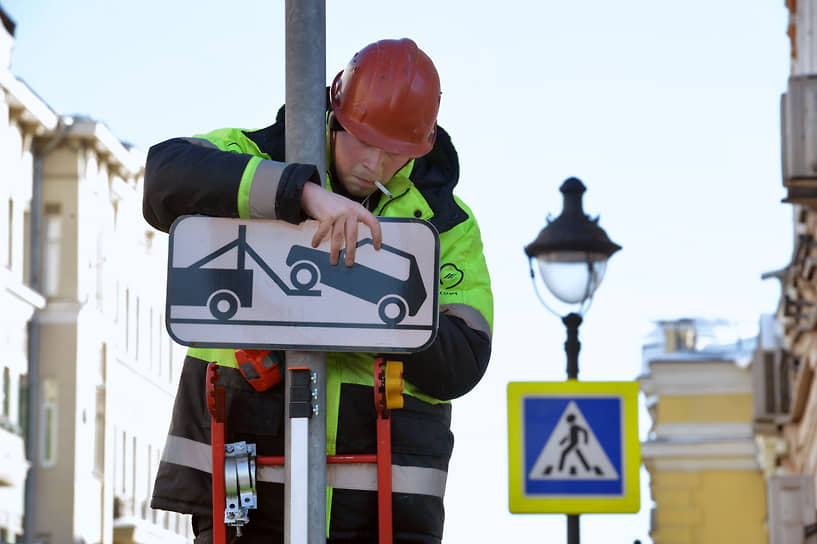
[551,414,602,476]
[528,401,618,481]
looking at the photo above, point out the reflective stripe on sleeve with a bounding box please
[440,303,492,338]
[248,159,290,219]
[161,434,213,473]
[161,434,447,498]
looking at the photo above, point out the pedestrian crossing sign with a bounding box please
[507,380,640,514]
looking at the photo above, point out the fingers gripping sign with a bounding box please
[301,183,383,266]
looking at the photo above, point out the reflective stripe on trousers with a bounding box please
[161,434,448,499]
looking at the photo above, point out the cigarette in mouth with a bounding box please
[374,180,393,199]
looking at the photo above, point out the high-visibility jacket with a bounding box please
[143,103,493,543]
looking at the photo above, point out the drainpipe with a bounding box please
[24,115,72,544]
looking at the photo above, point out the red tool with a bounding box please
[234,349,282,392]
[206,358,403,544]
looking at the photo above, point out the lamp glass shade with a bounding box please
[535,251,608,304]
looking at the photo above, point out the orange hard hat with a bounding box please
[330,38,441,158]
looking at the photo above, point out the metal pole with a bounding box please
[567,514,579,544]
[563,313,582,380]
[563,312,583,544]
[284,3,326,544]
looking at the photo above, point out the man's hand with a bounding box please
[301,182,383,266]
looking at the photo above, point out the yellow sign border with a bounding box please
[507,380,640,514]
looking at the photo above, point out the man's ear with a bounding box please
[328,111,345,133]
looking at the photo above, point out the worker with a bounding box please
[143,38,493,543]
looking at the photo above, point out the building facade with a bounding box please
[641,2,817,543]
[760,0,817,542]
[0,6,191,544]
[0,9,46,541]
[640,318,768,544]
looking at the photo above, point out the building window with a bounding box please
[40,401,57,467]
[43,203,62,297]
[40,378,58,467]
[157,312,164,378]
[125,288,130,352]
[96,232,105,309]
[135,296,141,360]
[167,337,174,383]
[149,307,155,372]
[147,442,153,498]
[23,209,31,286]
[99,343,107,382]
[94,386,105,475]
[7,198,13,269]
[120,431,127,494]
[1,366,9,419]
[18,374,28,438]
[131,435,138,505]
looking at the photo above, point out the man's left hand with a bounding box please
[300,183,383,267]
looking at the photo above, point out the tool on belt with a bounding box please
[234,349,283,391]
[206,357,404,544]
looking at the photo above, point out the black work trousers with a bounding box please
[192,513,441,544]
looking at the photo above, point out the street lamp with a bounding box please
[525,177,621,379]
[524,176,621,544]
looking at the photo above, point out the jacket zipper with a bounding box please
[377,187,411,217]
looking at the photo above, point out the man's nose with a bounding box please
[361,147,386,175]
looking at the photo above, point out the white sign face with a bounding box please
[165,215,439,352]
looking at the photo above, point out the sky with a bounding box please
[1,1,795,542]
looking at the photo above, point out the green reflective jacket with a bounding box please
[143,109,493,542]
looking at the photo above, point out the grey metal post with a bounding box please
[563,313,582,544]
[284,2,327,544]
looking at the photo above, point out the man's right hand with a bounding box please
[300,182,383,267]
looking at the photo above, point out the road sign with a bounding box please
[507,380,640,514]
[165,216,439,352]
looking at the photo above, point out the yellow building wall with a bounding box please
[656,393,753,424]
[650,470,766,544]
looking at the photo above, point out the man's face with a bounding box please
[333,130,411,200]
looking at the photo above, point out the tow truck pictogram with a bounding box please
[168,224,427,326]
[167,225,320,321]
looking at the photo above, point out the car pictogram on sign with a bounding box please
[285,239,427,326]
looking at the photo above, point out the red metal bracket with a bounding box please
[373,358,403,544]
[208,359,403,544]
[206,362,227,544]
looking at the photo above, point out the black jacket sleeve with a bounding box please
[142,138,252,232]
[399,314,492,401]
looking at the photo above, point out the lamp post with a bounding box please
[524,177,621,544]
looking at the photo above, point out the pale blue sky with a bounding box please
[2,1,794,542]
